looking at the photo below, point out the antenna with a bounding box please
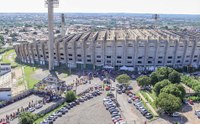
[45,0,59,71]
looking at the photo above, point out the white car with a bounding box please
[35,104,43,109]
[172,112,180,117]
[195,110,200,115]
[28,107,35,112]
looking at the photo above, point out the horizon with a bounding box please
[0,12,199,16]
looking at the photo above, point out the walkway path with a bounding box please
[181,83,195,94]
[146,92,154,102]
[139,92,159,117]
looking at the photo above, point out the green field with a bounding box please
[0,49,18,67]
[24,66,39,89]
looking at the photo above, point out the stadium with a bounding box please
[14,29,200,71]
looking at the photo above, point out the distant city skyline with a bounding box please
[0,0,200,14]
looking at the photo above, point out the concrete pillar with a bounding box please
[48,0,54,70]
[190,38,196,66]
[61,13,65,37]
[164,37,169,66]
[173,39,179,68]
[134,36,139,68]
[181,38,188,66]
[154,37,159,69]
[144,36,149,70]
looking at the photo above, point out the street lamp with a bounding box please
[45,0,59,71]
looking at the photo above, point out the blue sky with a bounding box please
[0,0,200,14]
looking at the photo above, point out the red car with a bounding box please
[105,86,111,91]
[113,118,123,123]
[132,96,139,100]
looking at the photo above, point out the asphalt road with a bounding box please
[0,95,42,118]
[54,93,113,124]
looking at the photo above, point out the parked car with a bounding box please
[128,98,132,103]
[35,103,43,109]
[145,113,153,119]
[28,107,35,112]
[171,112,180,117]
[117,89,122,94]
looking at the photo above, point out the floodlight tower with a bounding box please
[61,13,65,37]
[152,14,159,29]
[45,0,59,71]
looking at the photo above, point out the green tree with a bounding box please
[161,84,186,100]
[153,79,171,96]
[156,93,182,114]
[19,112,37,124]
[156,67,173,81]
[0,35,4,45]
[168,70,181,83]
[65,91,77,102]
[116,74,131,87]
[150,72,159,85]
[136,75,151,87]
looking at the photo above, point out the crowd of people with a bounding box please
[0,100,43,124]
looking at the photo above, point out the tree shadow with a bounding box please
[181,104,193,113]
[160,113,189,124]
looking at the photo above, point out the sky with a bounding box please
[0,0,200,14]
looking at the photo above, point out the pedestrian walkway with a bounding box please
[139,92,159,117]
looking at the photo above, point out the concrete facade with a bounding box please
[14,29,200,71]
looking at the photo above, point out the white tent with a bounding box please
[120,66,128,70]
[103,65,114,69]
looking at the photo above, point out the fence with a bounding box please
[0,89,34,108]
[37,98,65,116]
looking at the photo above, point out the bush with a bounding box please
[19,112,38,124]
[65,91,77,102]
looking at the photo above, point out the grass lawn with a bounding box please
[140,91,157,110]
[33,103,66,124]
[148,91,157,100]
[24,66,40,89]
[0,49,18,67]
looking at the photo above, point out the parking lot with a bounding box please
[54,93,113,124]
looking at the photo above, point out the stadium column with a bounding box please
[154,37,159,70]
[124,35,127,67]
[181,38,188,67]
[134,36,139,70]
[144,36,149,71]
[83,38,86,69]
[173,39,179,68]
[164,36,169,66]
[190,38,196,66]
[93,36,96,70]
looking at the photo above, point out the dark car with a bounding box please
[145,113,153,119]
[140,109,148,115]
[68,103,74,108]
[126,86,133,90]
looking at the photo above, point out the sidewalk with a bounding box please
[139,92,159,117]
